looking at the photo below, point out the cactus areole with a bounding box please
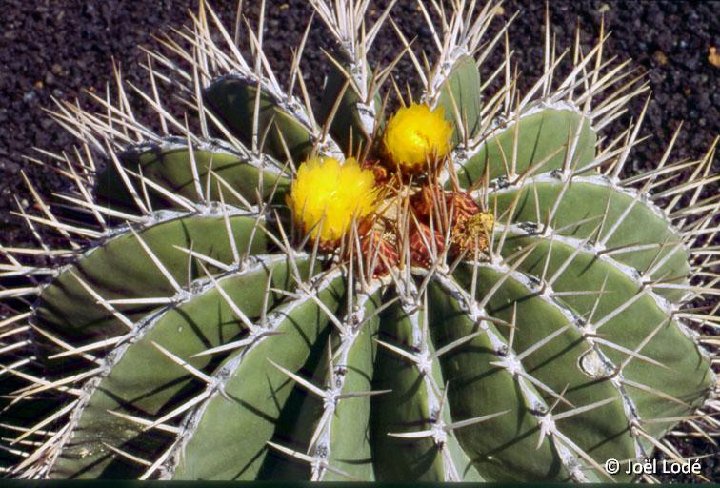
[0,0,717,482]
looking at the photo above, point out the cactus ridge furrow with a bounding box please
[370,289,444,480]
[313,288,383,481]
[494,227,714,423]
[316,47,383,156]
[429,272,588,481]
[307,0,396,142]
[493,223,677,312]
[157,268,346,479]
[431,54,483,147]
[259,284,391,481]
[190,19,334,154]
[29,206,259,285]
[208,73,317,132]
[370,286,486,481]
[387,293,467,482]
[255,285,383,480]
[46,254,302,478]
[495,223,702,350]
[8,253,292,477]
[204,73,343,162]
[485,174,690,301]
[32,210,270,343]
[451,107,597,189]
[449,262,644,478]
[97,136,290,212]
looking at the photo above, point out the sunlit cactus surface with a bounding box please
[1,0,718,482]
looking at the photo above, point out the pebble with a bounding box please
[22,91,37,104]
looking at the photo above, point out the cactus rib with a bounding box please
[0,0,717,482]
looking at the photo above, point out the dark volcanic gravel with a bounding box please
[2,0,719,247]
[0,0,719,481]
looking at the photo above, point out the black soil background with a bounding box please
[1,0,719,481]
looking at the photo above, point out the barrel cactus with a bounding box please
[1,0,718,482]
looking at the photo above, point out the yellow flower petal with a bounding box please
[383,103,453,173]
[288,156,377,245]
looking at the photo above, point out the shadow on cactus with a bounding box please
[1,0,718,482]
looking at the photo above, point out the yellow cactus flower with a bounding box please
[288,156,377,245]
[383,103,452,173]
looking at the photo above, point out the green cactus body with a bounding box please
[96,139,291,210]
[1,0,717,482]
